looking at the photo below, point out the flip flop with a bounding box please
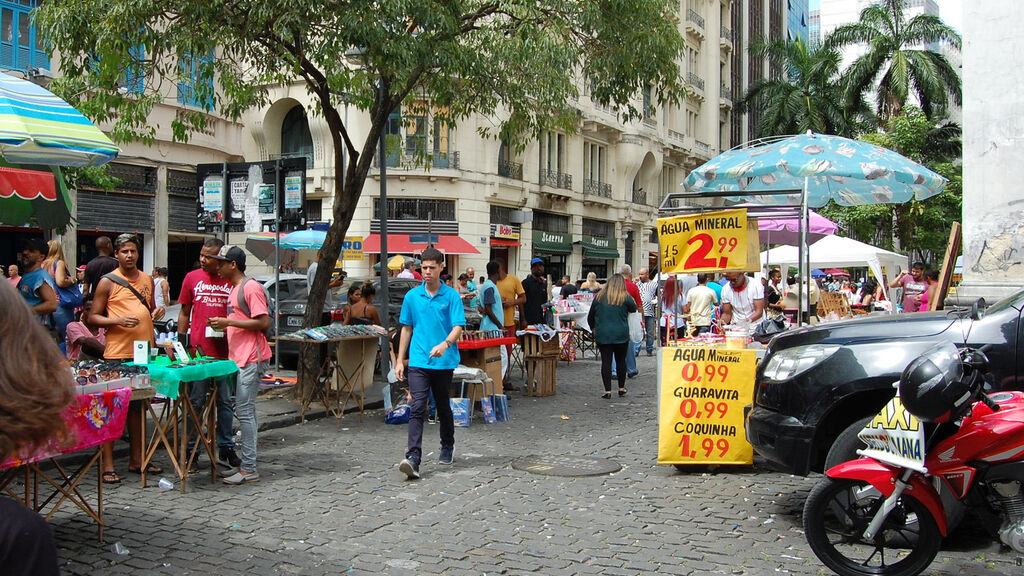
[128,464,163,475]
[102,471,121,484]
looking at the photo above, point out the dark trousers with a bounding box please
[406,367,455,462]
[598,342,629,393]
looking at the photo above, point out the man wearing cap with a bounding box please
[521,257,549,326]
[16,238,57,321]
[207,245,271,485]
[177,237,241,471]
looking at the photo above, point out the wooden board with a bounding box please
[932,222,961,311]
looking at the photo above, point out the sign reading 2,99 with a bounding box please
[658,346,757,465]
[657,208,748,273]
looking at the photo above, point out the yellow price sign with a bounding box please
[341,236,364,261]
[658,209,748,273]
[658,346,757,465]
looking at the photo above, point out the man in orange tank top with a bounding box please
[88,234,166,483]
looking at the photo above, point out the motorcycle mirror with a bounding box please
[971,298,987,321]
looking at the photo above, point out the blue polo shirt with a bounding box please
[399,281,466,370]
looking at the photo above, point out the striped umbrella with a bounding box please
[0,73,119,167]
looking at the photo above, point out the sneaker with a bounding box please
[427,412,437,424]
[217,447,242,469]
[627,371,639,379]
[399,458,420,479]
[222,470,260,485]
[439,447,454,465]
[647,350,654,357]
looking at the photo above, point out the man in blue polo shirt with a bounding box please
[395,247,466,480]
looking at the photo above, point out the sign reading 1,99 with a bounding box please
[658,346,757,465]
[657,208,748,273]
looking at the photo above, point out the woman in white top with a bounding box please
[152,267,170,308]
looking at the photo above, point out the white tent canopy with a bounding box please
[761,235,908,301]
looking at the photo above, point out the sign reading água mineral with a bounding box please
[657,208,748,273]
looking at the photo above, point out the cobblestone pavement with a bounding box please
[45,352,1019,575]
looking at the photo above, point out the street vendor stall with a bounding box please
[657,131,948,468]
[278,324,385,423]
[1,386,133,540]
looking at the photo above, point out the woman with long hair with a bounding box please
[345,281,382,325]
[0,280,74,574]
[587,274,637,399]
[42,239,76,346]
[580,272,602,294]
[152,267,170,309]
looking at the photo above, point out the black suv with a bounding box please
[745,291,1024,476]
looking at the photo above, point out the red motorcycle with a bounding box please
[803,342,1024,576]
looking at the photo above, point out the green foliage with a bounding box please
[825,0,961,124]
[737,38,874,138]
[34,0,687,361]
[823,107,962,264]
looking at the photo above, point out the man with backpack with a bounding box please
[207,245,271,485]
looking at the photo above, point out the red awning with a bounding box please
[490,238,521,247]
[0,166,57,201]
[363,234,481,255]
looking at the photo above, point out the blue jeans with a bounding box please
[643,315,657,353]
[405,367,455,463]
[53,305,74,350]
[187,376,236,449]
[611,341,638,377]
[235,361,266,473]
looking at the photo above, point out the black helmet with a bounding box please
[899,343,972,423]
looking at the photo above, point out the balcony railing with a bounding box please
[687,9,705,29]
[540,167,559,188]
[583,179,612,198]
[721,26,733,41]
[376,150,460,170]
[270,152,313,168]
[695,140,713,157]
[687,72,705,92]
[632,188,648,205]
[558,172,573,190]
[498,159,523,180]
[668,129,686,144]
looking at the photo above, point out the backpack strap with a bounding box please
[236,277,252,318]
[102,272,152,311]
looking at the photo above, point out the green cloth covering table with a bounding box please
[128,357,239,399]
[127,357,238,491]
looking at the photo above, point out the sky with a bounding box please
[807,0,962,31]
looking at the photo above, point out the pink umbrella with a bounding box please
[758,209,838,246]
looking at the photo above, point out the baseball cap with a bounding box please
[22,237,48,254]
[209,244,246,267]
[76,265,87,272]
[530,257,544,266]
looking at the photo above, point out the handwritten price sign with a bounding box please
[657,209,748,273]
[658,346,757,465]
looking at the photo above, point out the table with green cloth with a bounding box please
[128,357,239,490]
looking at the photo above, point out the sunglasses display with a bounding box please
[70,361,150,391]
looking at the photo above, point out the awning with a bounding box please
[0,164,71,230]
[531,229,573,254]
[363,234,481,255]
[578,236,620,259]
[490,238,521,247]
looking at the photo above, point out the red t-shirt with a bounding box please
[226,279,272,368]
[178,268,232,359]
[626,279,642,308]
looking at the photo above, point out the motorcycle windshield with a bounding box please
[857,393,928,473]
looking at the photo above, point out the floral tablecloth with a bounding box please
[0,387,131,471]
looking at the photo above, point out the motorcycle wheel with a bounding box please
[803,477,941,576]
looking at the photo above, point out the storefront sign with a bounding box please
[658,346,756,465]
[579,235,619,259]
[532,229,573,254]
[493,224,520,240]
[342,236,363,261]
[657,208,748,273]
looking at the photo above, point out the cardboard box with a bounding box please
[460,346,502,398]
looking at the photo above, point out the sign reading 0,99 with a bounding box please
[658,208,748,273]
[658,346,757,465]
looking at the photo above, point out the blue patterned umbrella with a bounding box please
[278,229,326,250]
[683,132,947,207]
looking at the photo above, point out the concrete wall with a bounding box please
[959,0,1024,302]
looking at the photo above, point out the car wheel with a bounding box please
[824,416,872,471]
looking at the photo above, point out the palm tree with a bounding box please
[825,0,961,124]
[737,38,872,138]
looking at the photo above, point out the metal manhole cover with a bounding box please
[511,455,621,477]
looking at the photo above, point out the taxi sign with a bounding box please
[857,393,927,472]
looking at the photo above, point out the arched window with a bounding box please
[281,106,314,168]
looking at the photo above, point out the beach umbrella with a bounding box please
[683,132,946,207]
[387,254,407,270]
[0,73,119,167]
[244,232,298,268]
[278,229,326,250]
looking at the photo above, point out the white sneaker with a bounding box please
[222,470,260,485]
